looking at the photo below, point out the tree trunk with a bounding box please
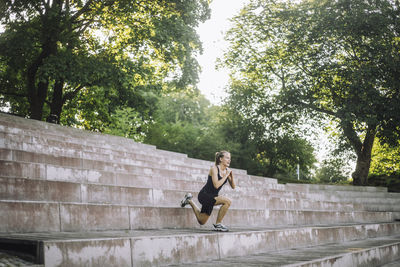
[27,3,61,120]
[340,119,376,186]
[26,41,56,120]
[351,127,376,186]
[27,73,49,120]
[47,80,64,124]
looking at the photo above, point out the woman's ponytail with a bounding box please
[215,151,229,165]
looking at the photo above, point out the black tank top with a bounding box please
[201,166,228,196]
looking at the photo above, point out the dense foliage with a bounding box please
[220,0,400,185]
[143,90,317,180]
[367,139,400,191]
[0,0,210,126]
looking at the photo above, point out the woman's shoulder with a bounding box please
[209,165,218,175]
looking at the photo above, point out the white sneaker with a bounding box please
[180,193,193,207]
[213,223,229,232]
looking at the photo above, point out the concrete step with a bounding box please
[285,184,400,204]
[2,155,397,215]
[3,151,394,206]
[0,119,229,173]
[1,177,367,212]
[0,127,214,174]
[1,114,393,194]
[286,183,389,193]
[0,143,211,179]
[175,235,400,267]
[380,259,400,267]
[0,146,252,186]
[0,114,156,152]
[0,154,291,195]
[3,116,394,199]
[0,223,399,266]
[1,134,219,180]
[0,147,248,182]
[318,191,400,201]
[0,200,395,233]
[2,151,398,216]
[6,144,396,205]
[0,159,205,185]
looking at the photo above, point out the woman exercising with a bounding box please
[180,151,235,231]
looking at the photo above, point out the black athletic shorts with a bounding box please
[198,189,217,216]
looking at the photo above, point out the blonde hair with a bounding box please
[215,151,229,165]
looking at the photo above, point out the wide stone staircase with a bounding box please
[0,112,400,267]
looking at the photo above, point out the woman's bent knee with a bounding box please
[198,213,209,225]
[222,198,231,207]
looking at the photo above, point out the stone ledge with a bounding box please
[1,223,400,266]
[175,235,400,267]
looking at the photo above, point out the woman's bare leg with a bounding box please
[187,199,210,225]
[214,196,232,224]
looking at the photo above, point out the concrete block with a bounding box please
[0,201,60,232]
[12,149,82,168]
[218,230,278,258]
[131,233,220,266]
[0,161,45,179]
[85,184,152,205]
[0,148,12,161]
[129,207,196,229]
[60,203,130,231]
[0,176,366,215]
[0,177,81,202]
[286,183,388,193]
[44,238,132,267]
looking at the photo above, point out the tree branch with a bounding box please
[70,0,94,23]
[296,100,336,117]
[340,119,363,156]
[62,84,84,103]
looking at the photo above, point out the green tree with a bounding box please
[221,0,400,185]
[370,139,400,175]
[368,139,400,191]
[0,0,210,123]
[315,158,350,184]
[144,91,223,160]
[220,80,317,180]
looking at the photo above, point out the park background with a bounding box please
[0,0,399,190]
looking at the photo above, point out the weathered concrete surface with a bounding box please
[0,201,60,232]
[0,198,396,233]
[0,177,82,202]
[380,260,400,267]
[44,238,132,267]
[131,233,220,266]
[173,235,400,267]
[1,176,368,212]
[2,112,400,266]
[1,225,400,266]
[59,203,130,232]
[0,232,400,267]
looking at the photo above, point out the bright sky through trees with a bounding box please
[196,0,249,104]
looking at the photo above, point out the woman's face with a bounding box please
[220,153,231,167]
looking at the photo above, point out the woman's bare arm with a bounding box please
[210,166,230,189]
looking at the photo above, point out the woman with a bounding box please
[180,151,236,232]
